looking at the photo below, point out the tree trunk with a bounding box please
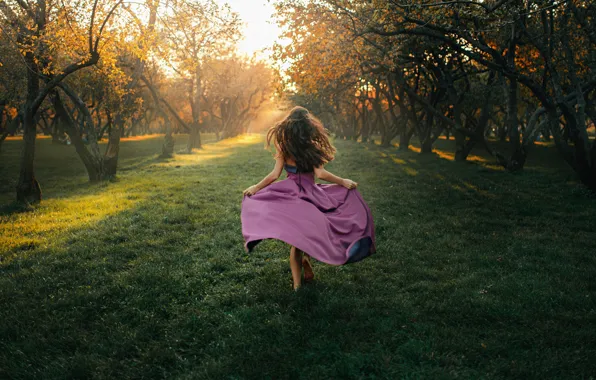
[453,104,466,162]
[100,1,154,173]
[103,116,122,178]
[371,88,394,147]
[17,109,42,204]
[162,130,174,158]
[497,125,507,142]
[420,114,434,154]
[0,101,5,133]
[505,31,525,171]
[456,71,496,161]
[187,125,201,153]
[0,114,22,151]
[361,101,370,143]
[51,91,103,181]
[40,113,51,136]
[98,112,112,141]
[16,53,42,204]
[507,78,521,151]
[140,75,174,158]
[398,124,413,151]
[187,64,203,152]
[454,129,466,161]
[159,107,175,158]
[421,138,433,154]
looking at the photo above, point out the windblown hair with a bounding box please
[267,106,336,173]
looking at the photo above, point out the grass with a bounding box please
[1,133,595,379]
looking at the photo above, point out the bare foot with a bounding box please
[302,255,314,283]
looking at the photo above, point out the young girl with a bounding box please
[241,106,376,290]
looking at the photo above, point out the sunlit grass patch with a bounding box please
[5,135,52,141]
[0,187,142,255]
[403,167,418,176]
[391,157,407,165]
[119,134,166,142]
[215,133,263,147]
[156,134,264,168]
[157,152,233,168]
[0,134,254,260]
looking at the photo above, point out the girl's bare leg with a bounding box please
[290,246,303,290]
[302,253,314,283]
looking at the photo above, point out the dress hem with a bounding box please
[244,235,375,266]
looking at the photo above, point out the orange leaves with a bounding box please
[7,107,18,119]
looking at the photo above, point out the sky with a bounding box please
[215,0,283,58]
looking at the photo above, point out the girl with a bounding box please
[241,106,375,290]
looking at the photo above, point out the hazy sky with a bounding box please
[215,0,282,57]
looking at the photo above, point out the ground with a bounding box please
[1,134,595,379]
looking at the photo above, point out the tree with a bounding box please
[0,0,123,203]
[159,0,241,153]
[201,56,275,139]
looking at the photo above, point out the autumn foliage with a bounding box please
[274,0,596,191]
[0,0,276,203]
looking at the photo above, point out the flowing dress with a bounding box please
[241,164,375,265]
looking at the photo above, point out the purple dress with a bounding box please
[241,164,376,265]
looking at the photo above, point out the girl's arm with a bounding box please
[314,165,358,189]
[243,154,284,196]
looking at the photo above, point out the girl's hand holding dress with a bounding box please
[243,155,284,197]
[314,165,357,190]
[243,185,259,196]
[342,179,358,189]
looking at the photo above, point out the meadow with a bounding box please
[1,135,595,379]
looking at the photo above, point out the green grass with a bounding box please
[1,134,595,379]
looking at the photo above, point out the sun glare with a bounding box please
[215,0,283,58]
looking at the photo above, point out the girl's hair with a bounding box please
[267,106,336,173]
